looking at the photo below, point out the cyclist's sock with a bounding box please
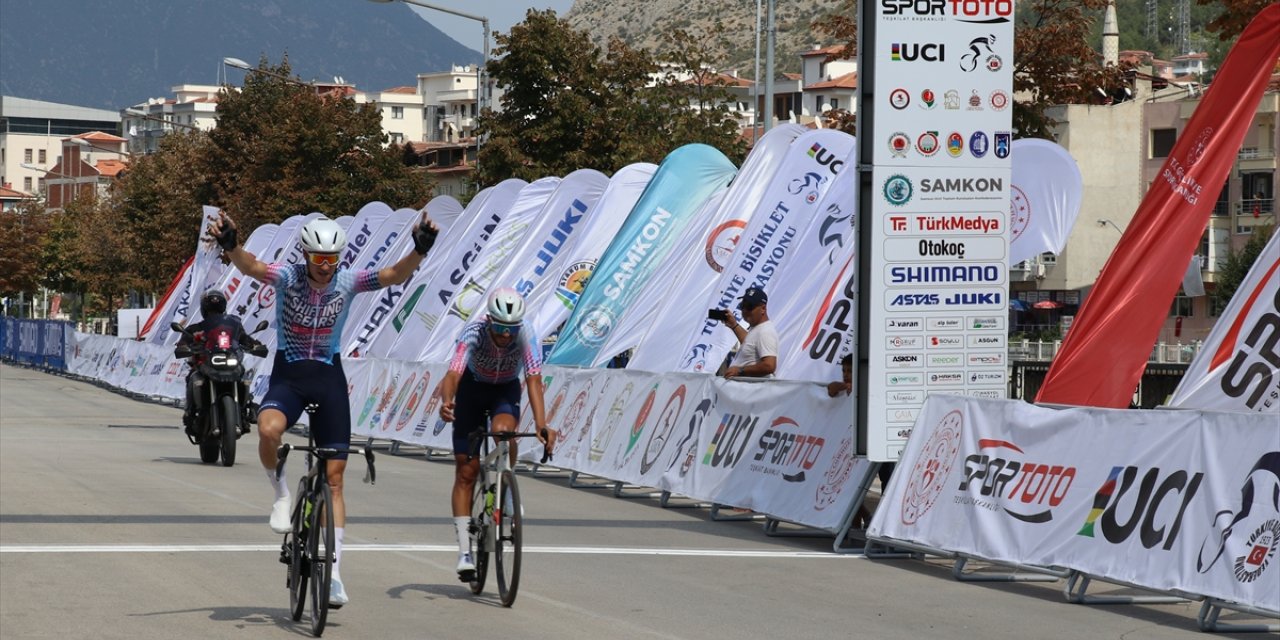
[453,516,470,555]
[334,527,344,574]
[264,467,289,501]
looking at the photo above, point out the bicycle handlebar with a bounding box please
[468,429,553,464]
[275,443,377,485]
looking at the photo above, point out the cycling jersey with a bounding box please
[264,263,380,364]
[448,315,542,384]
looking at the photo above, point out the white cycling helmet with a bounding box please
[299,217,346,253]
[487,287,525,325]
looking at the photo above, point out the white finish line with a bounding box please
[0,543,854,559]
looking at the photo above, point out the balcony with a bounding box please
[437,88,476,103]
[1235,198,1276,234]
[1237,147,1277,172]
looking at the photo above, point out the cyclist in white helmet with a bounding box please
[208,209,439,608]
[437,286,555,581]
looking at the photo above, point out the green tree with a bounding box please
[206,57,432,232]
[0,201,51,300]
[58,193,141,316]
[476,11,745,186]
[1212,224,1276,312]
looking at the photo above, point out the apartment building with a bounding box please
[799,44,857,123]
[0,96,120,198]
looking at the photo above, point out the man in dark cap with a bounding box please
[713,286,778,379]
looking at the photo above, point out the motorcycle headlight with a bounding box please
[224,357,239,367]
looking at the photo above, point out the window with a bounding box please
[391,106,404,119]
[390,132,404,144]
[1039,251,1057,266]
[24,176,33,191]
[38,149,47,163]
[1151,128,1177,158]
[1169,295,1193,317]
[1208,295,1227,317]
[24,148,33,163]
[829,98,839,111]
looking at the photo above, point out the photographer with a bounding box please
[711,286,778,379]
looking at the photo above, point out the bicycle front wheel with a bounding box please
[468,478,490,595]
[288,492,308,622]
[495,470,523,607]
[308,481,334,636]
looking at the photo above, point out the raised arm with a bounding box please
[208,211,270,282]
[377,211,439,287]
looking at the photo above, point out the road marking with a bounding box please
[0,543,856,559]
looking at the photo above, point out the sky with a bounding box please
[401,1,577,54]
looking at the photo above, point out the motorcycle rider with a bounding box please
[175,289,266,437]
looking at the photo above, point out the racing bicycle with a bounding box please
[275,417,376,637]
[465,426,550,607]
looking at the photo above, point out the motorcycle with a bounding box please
[172,320,269,466]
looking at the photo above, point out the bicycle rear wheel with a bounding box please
[468,479,490,595]
[288,491,308,622]
[308,482,334,636]
[495,470,523,607]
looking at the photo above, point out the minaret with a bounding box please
[1103,0,1120,67]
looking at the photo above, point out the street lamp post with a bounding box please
[365,0,489,180]
[222,57,317,89]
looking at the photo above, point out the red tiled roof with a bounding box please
[0,186,34,199]
[806,71,858,90]
[384,86,418,94]
[77,131,127,143]
[96,159,129,177]
[801,44,848,58]
[782,72,803,81]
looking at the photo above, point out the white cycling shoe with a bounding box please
[456,552,477,582]
[329,576,348,608]
[269,497,291,534]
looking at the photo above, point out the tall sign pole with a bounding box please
[857,0,1015,460]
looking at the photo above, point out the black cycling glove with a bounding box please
[213,223,238,252]
[412,222,438,256]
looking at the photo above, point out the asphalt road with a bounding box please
[0,363,1261,639]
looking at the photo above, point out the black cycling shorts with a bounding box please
[260,353,352,459]
[452,369,521,455]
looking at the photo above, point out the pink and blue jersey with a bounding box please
[264,263,381,364]
[448,315,542,384]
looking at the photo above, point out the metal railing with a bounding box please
[1009,339,1202,364]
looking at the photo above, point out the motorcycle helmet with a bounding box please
[200,289,228,316]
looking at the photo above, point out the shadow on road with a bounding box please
[386,582,504,608]
[128,604,328,636]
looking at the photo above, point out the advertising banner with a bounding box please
[1037,6,1280,408]
[339,208,422,357]
[870,394,1280,611]
[527,163,658,343]
[1169,230,1280,414]
[418,177,561,360]
[548,144,737,366]
[364,179,526,359]
[424,194,464,233]
[867,0,1014,460]
[1008,139,1083,267]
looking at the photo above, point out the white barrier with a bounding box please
[868,394,1280,614]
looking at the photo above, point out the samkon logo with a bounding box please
[891,42,944,61]
[883,174,914,206]
[881,0,1012,23]
[957,439,1078,523]
[920,176,1004,195]
[750,416,825,483]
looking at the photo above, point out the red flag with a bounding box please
[136,255,194,340]
[1036,5,1280,408]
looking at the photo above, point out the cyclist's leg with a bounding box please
[490,378,522,468]
[308,362,353,594]
[450,373,487,570]
[256,385,302,532]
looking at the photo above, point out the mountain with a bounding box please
[0,0,481,111]
[564,0,846,78]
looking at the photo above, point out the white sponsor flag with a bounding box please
[142,259,195,344]
[373,179,528,358]
[1169,230,1280,414]
[424,195,464,232]
[164,222,283,347]
[601,187,730,368]
[340,209,422,357]
[623,125,807,372]
[338,202,394,269]
[420,178,562,360]
[1009,138,1084,267]
[527,163,657,342]
[673,128,856,374]
[489,168,610,329]
[772,171,859,382]
[194,206,230,301]
[225,213,323,352]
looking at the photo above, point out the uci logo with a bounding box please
[891,43,944,62]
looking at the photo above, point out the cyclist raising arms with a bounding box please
[209,210,438,607]
[437,287,555,581]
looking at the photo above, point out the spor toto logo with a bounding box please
[956,439,1077,523]
[705,220,746,273]
[901,409,962,525]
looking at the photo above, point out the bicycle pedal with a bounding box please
[279,540,291,564]
[457,569,476,583]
